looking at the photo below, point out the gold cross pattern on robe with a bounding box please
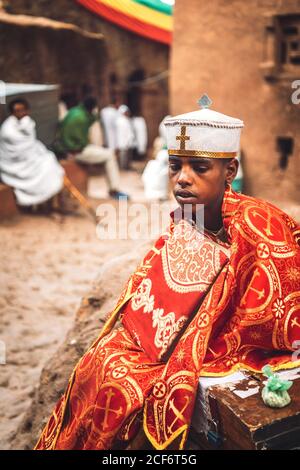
[176,125,190,151]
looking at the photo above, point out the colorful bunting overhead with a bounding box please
[76,0,173,45]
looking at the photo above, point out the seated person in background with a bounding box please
[35,95,300,451]
[55,96,128,200]
[142,115,170,200]
[151,114,171,160]
[142,147,169,201]
[0,98,64,209]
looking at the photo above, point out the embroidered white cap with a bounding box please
[164,94,244,159]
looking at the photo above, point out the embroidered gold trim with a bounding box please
[168,149,237,158]
[165,120,244,129]
[161,227,228,294]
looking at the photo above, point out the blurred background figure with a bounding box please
[79,84,104,148]
[116,104,135,170]
[100,101,118,150]
[231,151,244,193]
[58,91,78,122]
[0,98,64,209]
[55,96,128,200]
[142,115,169,200]
[131,113,148,161]
[151,114,171,159]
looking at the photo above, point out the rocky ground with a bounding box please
[0,167,299,449]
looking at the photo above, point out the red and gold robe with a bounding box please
[35,187,300,450]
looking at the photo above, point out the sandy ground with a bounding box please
[0,166,157,450]
[0,166,299,450]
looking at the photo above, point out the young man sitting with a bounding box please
[35,95,300,451]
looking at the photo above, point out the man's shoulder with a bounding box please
[236,192,287,217]
[0,115,17,136]
[65,106,87,122]
[231,192,298,240]
[1,115,15,127]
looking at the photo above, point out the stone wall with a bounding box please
[170,0,300,201]
[1,0,170,146]
[0,18,108,110]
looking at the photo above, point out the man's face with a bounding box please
[12,103,28,120]
[169,156,238,215]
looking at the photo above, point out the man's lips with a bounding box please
[175,190,197,199]
[175,191,199,204]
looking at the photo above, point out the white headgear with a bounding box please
[164,94,244,159]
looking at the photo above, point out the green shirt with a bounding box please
[55,105,95,154]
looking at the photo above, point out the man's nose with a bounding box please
[177,165,193,186]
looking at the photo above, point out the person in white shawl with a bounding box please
[100,103,118,150]
[142,115,170,201]
[131,115,148,159]
[116,105,135,169]
[0,98,64,207]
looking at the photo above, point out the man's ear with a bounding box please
[225,158,238,185]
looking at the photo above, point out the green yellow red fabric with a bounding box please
[133,0,173,16]
[75,0,173,44]
[35,187,300,450]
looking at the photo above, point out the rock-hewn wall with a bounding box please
[1,0,170,145]
[171,0,300,201]
[0,16,108,102]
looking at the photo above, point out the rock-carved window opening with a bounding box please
[277,15,300,70]
[276,136,294,170]
[262,13,300,80]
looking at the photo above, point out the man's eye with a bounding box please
[169,164,181,172]
[194,166,208,173]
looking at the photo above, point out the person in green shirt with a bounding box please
[55,96,128,200]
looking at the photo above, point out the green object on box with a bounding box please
[261,365,293,408]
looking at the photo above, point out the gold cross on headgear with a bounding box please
[176,125,190,150]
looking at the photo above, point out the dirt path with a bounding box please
[0,168,151,449]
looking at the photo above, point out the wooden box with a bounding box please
[190,368,300,450]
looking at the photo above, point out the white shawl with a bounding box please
[0,115,64,205]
